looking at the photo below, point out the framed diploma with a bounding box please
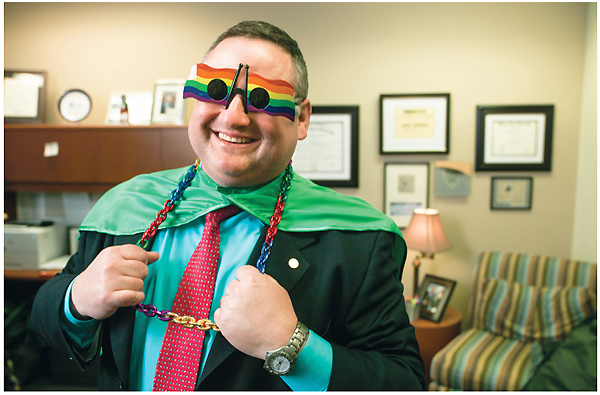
[4,70,47,123]
[491,177,533,210]
[380,94,450,154]
[475,105,554,171]
[384,162,430,228]
[292,105,359,187]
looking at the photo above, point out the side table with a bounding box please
[412,305,462,388]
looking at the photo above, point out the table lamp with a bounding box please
[402,208,451,296]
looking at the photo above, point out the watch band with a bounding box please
[263,321,309,375]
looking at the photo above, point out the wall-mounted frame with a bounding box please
[151,79,186,125]
[475,105,554,171]
[4,70,47,123]
[380,93,450,154]
[292,105,359,187]
[491,176,533,210]
[418,274,456,323]
[384,162,429,228]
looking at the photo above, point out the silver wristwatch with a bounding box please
[263,321,309,376]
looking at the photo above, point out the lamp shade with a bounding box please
[402,208,451,254]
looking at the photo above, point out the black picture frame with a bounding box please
[292,105,359,188]
[475,105,554,171]
[380,93,450,154]
[418,274,456,323]
[4,69,47,123]
[490,176,533,210]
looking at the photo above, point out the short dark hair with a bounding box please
[205,21,309,104]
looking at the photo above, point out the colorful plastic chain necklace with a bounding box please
[132,159,293,331]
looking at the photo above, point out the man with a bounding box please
[31,21,425,391]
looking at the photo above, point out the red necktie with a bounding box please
[153,205,242,391]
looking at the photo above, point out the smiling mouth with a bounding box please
[217,132,255,144]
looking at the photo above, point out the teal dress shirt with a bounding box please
[62,210,332,391]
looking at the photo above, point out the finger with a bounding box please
[120,259,150,279]
[110,289,146,307]
[214,307,222,324]
[236,264,260,280]
[146,251,160,265]
[224,279,239,296]
[117,244,155,263]
[107,275,146,293]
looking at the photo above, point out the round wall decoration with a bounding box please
[57,89,92,122]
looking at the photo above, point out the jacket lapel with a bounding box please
[198,230,315,385]
[109,234,144,389]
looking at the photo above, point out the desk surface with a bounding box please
[5,269,60,281]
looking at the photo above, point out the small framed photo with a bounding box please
[4,70,47,123]
[151,79,186,125]
[384,163,429,228]
[292,105,359,187]
[105,91,153,125]
[418,274,456,323]
[380,93,450,154]
[491,177,533,210]
[475,105,554,171]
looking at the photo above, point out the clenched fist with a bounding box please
[71,244,160,320]
[214,265,297,359]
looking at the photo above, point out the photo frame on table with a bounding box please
[105,91,153,125]
[418,274,456,323]
[151,79,186,125]
[491,176,533,210]
[475,105,554,172]
[380,93,450,154]
[292,105,359,187]
[4,70,47,123]
[384,162,429,228]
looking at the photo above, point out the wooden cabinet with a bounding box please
[4,124,197,192]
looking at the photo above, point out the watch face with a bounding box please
[270,355,291,374]
[58,89,92,122]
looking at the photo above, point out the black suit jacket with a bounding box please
[32,226,425,390]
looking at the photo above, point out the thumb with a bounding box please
[145,251,160,265]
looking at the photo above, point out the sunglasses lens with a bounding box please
[248,88,270,110]
[207,79,228,101]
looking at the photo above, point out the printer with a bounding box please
[4,222,69,270]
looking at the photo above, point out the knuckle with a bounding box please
[133,278,145,292]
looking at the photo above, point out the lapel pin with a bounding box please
[288,258,299,269]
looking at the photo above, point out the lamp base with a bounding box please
[413,255,421,297]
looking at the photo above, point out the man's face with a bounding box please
[188,37,311,188]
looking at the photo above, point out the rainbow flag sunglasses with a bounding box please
[183,63,296,121]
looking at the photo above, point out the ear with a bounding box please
[296,99,311,141]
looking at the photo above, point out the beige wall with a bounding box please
[5,2,594,325]
[571,3,597,262]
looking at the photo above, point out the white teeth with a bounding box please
[218,132,252,144]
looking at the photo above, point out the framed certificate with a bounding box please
[384,162,430,228]
[475,105,554,171]
[4,70,47,123]
[292,105,359,187]
[491,177,533,210]
[380,94,450,154]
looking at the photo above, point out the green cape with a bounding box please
[80,165,404,240]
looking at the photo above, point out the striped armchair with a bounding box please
[429,252,597,391]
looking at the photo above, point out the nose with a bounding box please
[222,90,250,128]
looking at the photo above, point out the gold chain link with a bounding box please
[166,312,221,332]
